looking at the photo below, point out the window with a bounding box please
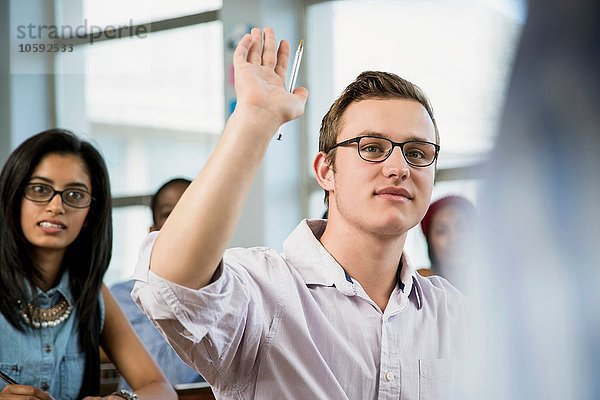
[56,2,223,284]
[83,0,222,26]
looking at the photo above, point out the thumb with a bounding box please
[293,87,309,103]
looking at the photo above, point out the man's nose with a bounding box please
[382,147,410,179]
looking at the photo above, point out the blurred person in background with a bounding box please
[418,195,477,287]
[467,0,600,399]
[110,178,205,390]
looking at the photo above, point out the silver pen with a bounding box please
[277,39,304,141]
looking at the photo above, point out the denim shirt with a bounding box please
[0,272,105,399]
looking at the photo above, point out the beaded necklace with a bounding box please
[20,296,72,329]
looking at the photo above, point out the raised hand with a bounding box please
[232,27,308,135]
[147,27,307,291]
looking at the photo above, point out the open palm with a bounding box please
[233,28,307,129]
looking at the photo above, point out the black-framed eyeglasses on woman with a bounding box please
[23,183,93,209]
[326,135,440,167]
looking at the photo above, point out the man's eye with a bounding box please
[362,144,384,153]
[405,150,426,159]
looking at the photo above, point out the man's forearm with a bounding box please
[149,108,279,289]
[147,28,307,289]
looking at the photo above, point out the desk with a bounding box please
[101,363,215,400]
[100,363,119,395]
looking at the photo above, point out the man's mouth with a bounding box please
[375,187,413,199]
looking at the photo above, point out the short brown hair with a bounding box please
[318,71,439,207]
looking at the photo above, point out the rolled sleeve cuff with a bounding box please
[131,232,242,345]
[131,231,158,284]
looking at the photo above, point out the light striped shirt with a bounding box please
[132,219,466,399]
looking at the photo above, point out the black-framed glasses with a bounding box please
[23,183,93,209]
[327,135,440,167]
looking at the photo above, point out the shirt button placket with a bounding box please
[41,329,53,391]
[378,314,401,399]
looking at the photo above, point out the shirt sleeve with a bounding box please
[131,232,284,392]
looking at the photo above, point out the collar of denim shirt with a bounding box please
[24,270,75,308]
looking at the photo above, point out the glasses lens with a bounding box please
[24,184,53,202]
[24,184,91,208]
[63,189,91,208]
[358,137,392,161]
[403,141,437,166]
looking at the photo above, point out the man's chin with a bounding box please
[367,218,413,238]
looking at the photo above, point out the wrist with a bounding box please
[222,110,280,160]
[229,106,284,136]
[111,389,138,400]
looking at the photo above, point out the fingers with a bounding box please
[274,39,291,80]
[261,28,278,68]
[233,27,287,72]
[247,28,263,64]
[232,33,253,67]
[0,384,54,399]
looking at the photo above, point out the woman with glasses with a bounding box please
[0,129,176,400]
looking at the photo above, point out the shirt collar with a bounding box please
[283,219,355,295]
[27,270,75,307]
[283,219,423,309]
[397,253,424,310]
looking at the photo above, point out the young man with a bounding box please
[133,28,465,399]
[111,178,205,389]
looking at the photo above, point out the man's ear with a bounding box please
[313,151,335,191]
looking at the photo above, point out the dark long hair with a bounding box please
[0,129,112,396]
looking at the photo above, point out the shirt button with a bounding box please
[41,382,49,391]
[385,371,395,381]
[45,344,52,353]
